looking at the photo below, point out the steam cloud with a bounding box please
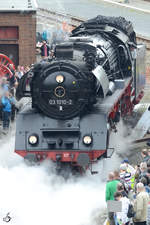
[0,132,106,225]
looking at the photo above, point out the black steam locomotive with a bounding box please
[15,15,145,172]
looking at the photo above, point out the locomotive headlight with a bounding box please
[28,135,38,145]
[83,135,92,145]
[56,75,64,83]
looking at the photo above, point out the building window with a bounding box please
[0,26,18,40]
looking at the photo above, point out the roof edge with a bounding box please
[0,9,37,12]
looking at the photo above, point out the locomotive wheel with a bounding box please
[0,54,15,77]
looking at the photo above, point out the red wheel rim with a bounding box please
[0,54,15,78]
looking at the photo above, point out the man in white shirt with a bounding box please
[122,158,135,177]
[120,164,132,192]
[121,158,136,190]
[114,191,130,225]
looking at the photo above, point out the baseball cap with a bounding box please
[121,158,129,164]
[120,164,127,171]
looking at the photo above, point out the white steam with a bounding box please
[0,133,106,225]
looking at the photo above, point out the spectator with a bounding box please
[114,191,130,225]
[106,172,120,201]
[24,66,30,74]
[146,168,150,186]
[114,170,120,181]
[1,77,9,92]
[135,162,150,189]
[20,66,25,74]
[120,164,132,193]
[147,202,150,225]
[141,149,150,163]
[14,71,20,83]
[40,40,50,59]
[134,165,141,182]
[15,65,24,79]
[140,177,150,195]
[1,91,15,133]
[122,158,135,176]
[122,158,135,189]
[133,182,149,225]
[139,162,148,178]
[117,182,128,198]
[148,149,150,158]
[105,172,119,225]
[7,64,18,96]
[147,160,150,169]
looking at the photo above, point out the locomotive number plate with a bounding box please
[49,99,73,105]
[63,153,70,158]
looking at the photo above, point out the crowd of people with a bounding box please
[1,36,62,134]
[105,148,150,225]
[0,64,30,134]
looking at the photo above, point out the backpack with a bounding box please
[127,203,135,218]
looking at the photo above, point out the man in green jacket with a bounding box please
[106,172,120,201]
[105,172,120,225]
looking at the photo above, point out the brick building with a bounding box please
[0,0,37,66]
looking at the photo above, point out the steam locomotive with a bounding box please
[15,15,145,173]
